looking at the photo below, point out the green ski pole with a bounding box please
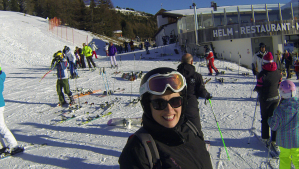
[208,99,230,160]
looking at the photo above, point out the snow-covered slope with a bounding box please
[0,11,296,169]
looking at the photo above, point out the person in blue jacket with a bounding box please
[0,64,24,155]
[51,51,74,106]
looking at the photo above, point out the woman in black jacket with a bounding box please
[119,67,212,169]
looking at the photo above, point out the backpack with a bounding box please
[134,120,200,169]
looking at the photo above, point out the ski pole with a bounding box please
[250,75,256,98]
[247,96,259,144]
[40,62,57,82]
[208,99,230,160]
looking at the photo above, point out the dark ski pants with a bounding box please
[56,79,72,104]
[285,64,292,78]
[86,56,96,68]
[80,55,86,68]
[259,98,279,141]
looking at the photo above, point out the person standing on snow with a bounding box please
[281,49,293,79]
[83,43,96,70]
[144,39,150,54]
[123,41,128,53]
[108,42,118,68]
[105,43,109,56]
[63,46,78,79]
[177,53,212,133]
[51,51,75,106]
[268,80,299,169]
[119,67,212,169]
[77,47,86,68]
[253,52,282,152]
[0,64,24,155]
[252,42,268,76]
[204,45,219,76]
[90,42,98,59]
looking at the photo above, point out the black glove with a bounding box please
[204,93,212,105]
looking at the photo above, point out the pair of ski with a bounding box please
[216,77,238,83]
[111,71,121,75]
[126,98,140,107]
[0,143,47,160]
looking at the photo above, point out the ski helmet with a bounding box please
[140,67,187,117]
[279,80,296,99]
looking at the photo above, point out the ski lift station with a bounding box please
[154,0,299,68]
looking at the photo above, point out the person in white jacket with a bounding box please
[252,42,268,76]
[90,42,98,59]
[63,46,78,79]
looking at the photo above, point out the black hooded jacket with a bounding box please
[177,63,210,104]
[119,113,212,169]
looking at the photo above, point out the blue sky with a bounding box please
[112,0,292,14]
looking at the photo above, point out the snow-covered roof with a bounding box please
[164,3,287,16]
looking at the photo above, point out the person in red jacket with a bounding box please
[204,45,219,76]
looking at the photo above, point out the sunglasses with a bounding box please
[150,96,182,110]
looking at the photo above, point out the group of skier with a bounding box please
[252,42,298,168]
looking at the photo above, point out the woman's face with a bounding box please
[150,90,182,128]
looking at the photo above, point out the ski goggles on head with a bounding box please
[140,71,186,96]
[150,96,182,110]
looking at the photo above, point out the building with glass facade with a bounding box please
[155,0,299,68]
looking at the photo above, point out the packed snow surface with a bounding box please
[0,11,296,169]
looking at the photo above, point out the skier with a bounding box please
[252,42,268,76]
[204,45,219,76]
[104,43,109,56]
[0,64,24,155]
[268,80,299,169]
[63,46,78,79]
[51,51,75,106]
[144,39,150,54]
[90,42,98,59]
[83,43,96,70]
[77,47,86,68]
[177,53,212,133]
[281,49,293,79]
[295,60,299,80]
[129,40,134,52]
[123,41,128,53]
[74,47,82,68]
[119,67,212,169]
[108,42,118,68]
[253,52,282,151]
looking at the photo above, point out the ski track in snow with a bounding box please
[1,11,298,168]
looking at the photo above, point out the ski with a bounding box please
[216,77,238,83]
[79,112,112,125]
[0,143,48,159]
[251,129,279,159]
[73,89,102,99]
[204,78,212,84]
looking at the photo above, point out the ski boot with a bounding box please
[69,96,75,106]
[208,73,212,76]
[215,72,220,76]
[0,147,7,155]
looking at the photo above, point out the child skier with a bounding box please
[268,80,299,169]
[51,51,75,106]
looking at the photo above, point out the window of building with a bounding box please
[202,14,213,28]
[281,7,293,20]
[268,9,280,21]
[226,12,239,25]
[239,12,252,23]
[214,13,225,26]
[255,11,267,23]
